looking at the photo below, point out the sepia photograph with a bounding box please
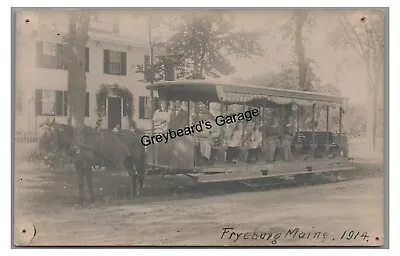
[12,7,387,247]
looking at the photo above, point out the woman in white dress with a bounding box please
[152,100,171,133]
[151,100,172,164]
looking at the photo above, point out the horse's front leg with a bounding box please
[83,161,94,203]
[74,161,85,205]
[124,158,137,199]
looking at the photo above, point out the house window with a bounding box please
[110,51,121,74]
[43,42,56,56]
[104,49,126,76]
[36,41,67,70]
[42,90,56,115]
[36,41,90,72]
[139,96,158,119]
[35,89,89,117]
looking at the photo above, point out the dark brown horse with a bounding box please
[39,119,147,204]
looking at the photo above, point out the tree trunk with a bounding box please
[365,87,376,151]
[294,12,308,129]
[66,12,90,147]
[295,12,308,90]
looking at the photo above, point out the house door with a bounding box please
[107,97,122,130]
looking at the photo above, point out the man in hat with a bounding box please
[265,121,280,163]
[169,100,189,130]
[281,120,295,161]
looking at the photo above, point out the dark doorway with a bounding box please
[107,97,122,130]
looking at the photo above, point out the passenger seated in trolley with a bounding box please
[225,122,243,164]
[169,100,189,130]
[246,122,263,163]
[152,99,171,133]
[196,102,220,165]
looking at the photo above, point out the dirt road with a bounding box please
[13,161,384,247]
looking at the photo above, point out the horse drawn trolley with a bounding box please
[143,79,354,184]
[38,79,355,204]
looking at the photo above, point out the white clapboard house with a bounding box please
[15,11,173,142]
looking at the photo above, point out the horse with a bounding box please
[39,118,147,204]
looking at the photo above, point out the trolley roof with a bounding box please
[146,79,348,107]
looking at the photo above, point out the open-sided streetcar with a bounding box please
[143,79,355,184]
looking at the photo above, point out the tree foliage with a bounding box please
[137,11,265,81]
[246,63,343,131]
[329,10,385,150]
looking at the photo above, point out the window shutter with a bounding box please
[85,92,89,117]
[103,49,110,74]
[85,47,90,72]
[120,52,126,75]
[63,91,68,116]
[139,96,145,119]
[35,89,42,116]
[55,44,65,69]
[36,41,43,67]
[55,90,63,116]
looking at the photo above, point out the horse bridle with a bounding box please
[52,125,74,153]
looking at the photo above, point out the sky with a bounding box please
[24,9,382,105]
[226,10,371,104]
[137,9,377,104]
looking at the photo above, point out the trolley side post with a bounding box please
[339,106,343,146]
[326,106,330,145]
[311,103,316,157]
